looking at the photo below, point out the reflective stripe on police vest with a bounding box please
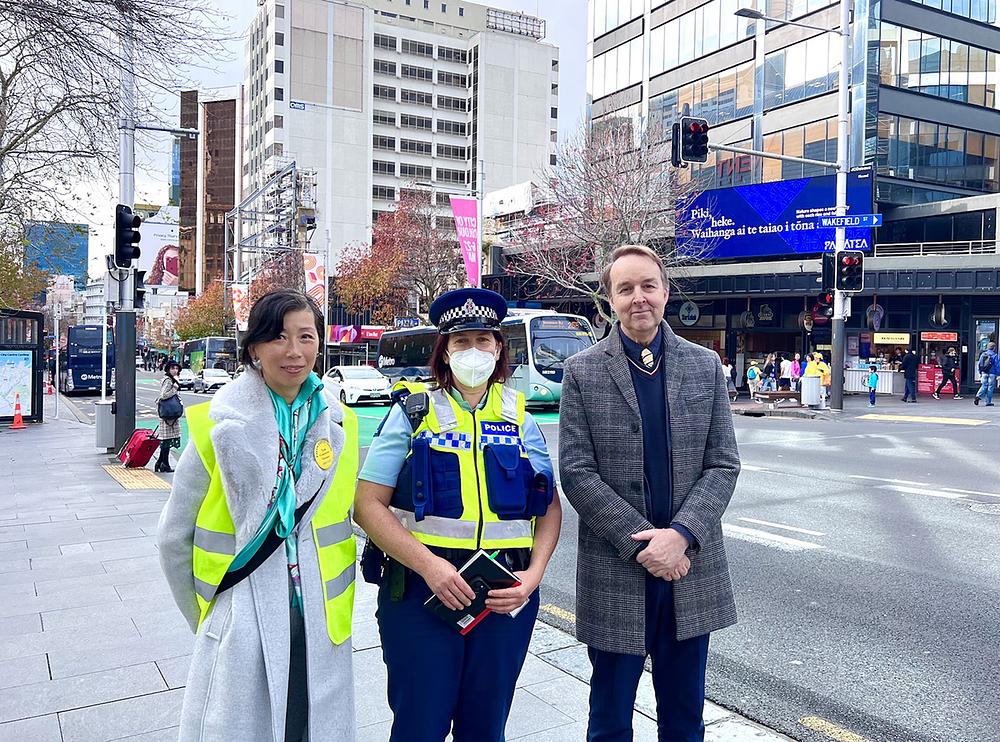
[325,562,356,599]
[194,577,217,603]
[482,519,533,541]
[500,385,519,423]
[429,389,459,432]
[315,517,353,547]
[390,507,478,540]
[193,527,236,555]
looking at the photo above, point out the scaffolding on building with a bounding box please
[486,8,545,40]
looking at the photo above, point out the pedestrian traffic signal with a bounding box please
[134,270,147,310]
[816,291,834,318]
[821,252,836,292]
[114,204,142,269]
[671,116,710,167]
[835,250,864,292]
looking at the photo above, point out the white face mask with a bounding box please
[448,347,497,388]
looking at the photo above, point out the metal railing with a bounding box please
[873,240,999,257]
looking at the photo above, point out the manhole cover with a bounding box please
[969,503,1000,515]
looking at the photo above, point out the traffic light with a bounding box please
[134,270,147,310]
[671,116,710,167]
[114,204,142,269]
[816,291,834,318]
[835,250,865,292]
[821,252,836,292]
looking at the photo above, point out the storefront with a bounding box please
[326,325,386,369]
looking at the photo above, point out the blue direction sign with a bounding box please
[815,214,882,228]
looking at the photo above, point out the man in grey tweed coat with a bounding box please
[559,245,740,741]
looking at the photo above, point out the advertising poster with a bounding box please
[231,283,250,332]
[0,350,33,417]
[303,253,326,308]
[678,171,875,260]
[137,205,180,286]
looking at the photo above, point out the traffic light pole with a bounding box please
[830,0,851,412]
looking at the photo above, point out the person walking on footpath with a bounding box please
[933,347,963,400]
[721,356,737,402]
[157,289,360,742]
[974,341,998,406]
[779,353,793,391]
[559,245,740,742]
[867,365,879,408]
[154,361,184,473]
[791,352,803,392]
[746,360,761,400]
[354,287,561,742]
[900,347,919,402]
[760,353,778,393]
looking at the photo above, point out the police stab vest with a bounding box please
[186,400,358,645]
[390,382,552,551]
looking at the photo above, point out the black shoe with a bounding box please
[974,397,980,405]
[987,403,996,407]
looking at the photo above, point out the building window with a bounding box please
[373,160,396,175]
[401,138,433,154]
[375,33,397,50]
[550,106,557,119]
[437,168,466,184]
[374,84,397,101]
[401,88,434,105]
[275,32,284,46]
[762,34,839,110]
[373,185,396,200]
[438,45,467,63]
[402,39,434,57]
[275,60,284,73]
[401,163,433,179]
[436,143,467,159]
[459,6,464,16]
[550,154,558,166]
[274,115,283,129]
[438,70,468,88]
[275,87,284,101]
[401,113,433,130]
[374,110,397,126]
[649,60,755,129]
[442,3,447,11]
[424,0,429,8]
[437,119,467,136]
[438,94,467,111]
[373,134,396,150]
[276,4,285,18]
[374,59,397,76]
[401,63,433,81]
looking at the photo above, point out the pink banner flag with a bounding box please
[449,195,480,287]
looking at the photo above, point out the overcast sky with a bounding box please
[83,0,587,277]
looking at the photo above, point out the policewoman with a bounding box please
[157,289,359,742]
[354,288,562,742]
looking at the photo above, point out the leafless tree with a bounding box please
[400,189,467,317]
[502,119,711,322]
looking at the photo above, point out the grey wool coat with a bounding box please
[558,322,740,655]
[157,376,182,441]
[157,369,355,742]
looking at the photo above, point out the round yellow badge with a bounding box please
[314,439,334,470]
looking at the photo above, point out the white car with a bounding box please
[193,368,232,393]
[325,365,392,406]
[176,368,196,390]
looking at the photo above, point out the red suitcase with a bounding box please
[118,428,161,468]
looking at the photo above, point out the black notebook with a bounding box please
[423,549,522,634]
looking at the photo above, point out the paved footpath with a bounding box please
[0,396,788,741]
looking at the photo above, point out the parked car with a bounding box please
[193,368,231,393]
[324,365,392,405]
[176,368,196,390]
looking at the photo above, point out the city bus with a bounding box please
[60,325,114,394]
[180,336,238,373]
[375,310,596,406]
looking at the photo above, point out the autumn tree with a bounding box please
[335,237,408,326]
[0,239,47,310]
[175,280,226,340]
[503,120,708,321]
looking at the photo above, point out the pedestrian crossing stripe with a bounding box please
[856,414,989,426]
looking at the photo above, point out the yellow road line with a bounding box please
[856,414,989,426]
[540,603,576,623]
[799,717,872,742]
[102,465,171,490]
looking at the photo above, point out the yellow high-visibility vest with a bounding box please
[186,400,358,645]
[390,382,536,551]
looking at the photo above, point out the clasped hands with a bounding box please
[632,527,690,581]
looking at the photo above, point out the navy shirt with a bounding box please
[619,328,694,547]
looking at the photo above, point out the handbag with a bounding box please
[158,394,184,421]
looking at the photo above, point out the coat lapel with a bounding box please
[661,322,685,415]
[603,328,641,420]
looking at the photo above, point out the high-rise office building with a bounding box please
[241,0,559,268]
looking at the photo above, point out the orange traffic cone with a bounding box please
[46,381,54,395]
[9,393,27,430]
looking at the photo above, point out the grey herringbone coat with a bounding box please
[559,322,740,655]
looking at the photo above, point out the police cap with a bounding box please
[428,288,508,334]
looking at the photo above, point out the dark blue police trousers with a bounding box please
[587,576,710,742]
[376,570,539,742]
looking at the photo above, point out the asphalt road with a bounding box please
[535,411,1000,742]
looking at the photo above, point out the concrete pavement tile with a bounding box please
[154,655,191,689]
[353,647,392,728]
[116,502,168,515]
[115,579,173,601]
[42,603,133,631]
[0,611,42,637]
[82,523,149,541]
[516,652,567,689]
[116,729,179,741]
[535,643,592,683]
[704,701,736,725]
[0,663,167,724]
[88,536,159,559]
[357,719,392,742]
[48,628,195,679]
[705,717,793,740]
[0,525,26,543]
[508,715,661,741]
[352,618,381,651]
[0,653,50,690]
[102,554,162,575]
[0,540,27,555]
[72,514,137,528]
[0,584,121,619]
[128,513,163,529]
[528,621,581,656]
[504,688,574,739]
[0,617,140,663]
[58,687,185,742]
[519,674,592,720]
[74,508,129,520]
[0,558,29,574]
[132,606,191,638]
[60,543,95,555]
[0,714,62,742]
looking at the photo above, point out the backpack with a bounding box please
[979,353,994,373]
[747,367,759,380]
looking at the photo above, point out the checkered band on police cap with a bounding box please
[437,297,499,327]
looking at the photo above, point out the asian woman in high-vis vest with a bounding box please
[354,288,563,742]
[158,290,359,742]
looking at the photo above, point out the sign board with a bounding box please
[873,332,911,345]
[678,170,875,260]
[812,214,882,229]
[678,301,700,326]
[920,332,959,342]
[0,350,33,417]
[135,205,179,287]
[289,101,306,110]
[394,317,420,329]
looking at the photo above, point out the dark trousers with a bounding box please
[156,440,172,468]
[869,389,877,406]
[936,372,959,395]
[587,577,709,742]
[377,570,539,742]
[903,379,917,401]
[285,606,308,742]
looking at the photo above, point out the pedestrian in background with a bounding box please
[721,356,738,402]
[157,289,359,742]
[791,352,803,392]
[779,353,793,391]
[760,353,778,393]
[746,360,761,400]
[867,365,879,408]
[900,348,919,403]
[933,347,962,400]
[559,244,740,741]
[974,341,998,406]
[154,361,183,473]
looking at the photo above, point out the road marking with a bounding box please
[799,717,872,742]
[737,517,826,537]
[878,485,964,500]
[540,603,576,623]
[740,464,773,472]
[850,475,932,487]
[942,486,1000,499]
[855,413,989,426]
[722,524,823,552]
